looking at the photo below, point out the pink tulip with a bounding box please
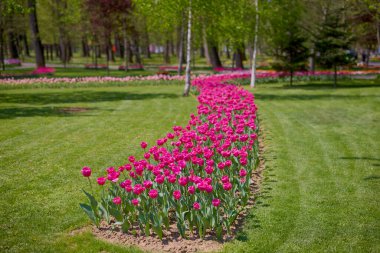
[140,142,148,149]
[97,177,106,185]
[113,196,121,205]
[173,190,181,200]
[149,189,159,199]
[81,167,91,177]
[239,169,247,177]
[212,198,221,207]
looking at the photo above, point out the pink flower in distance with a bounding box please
[131,199,139,206]
[141,142,148,149]
[212,198,221,207]
[97,177,106,185]
[149,189,159,199]
[193,202,200,210]
[173,190,181,200]
[113,196,121,205]
[81,167,91,177]
[128,156,135,163]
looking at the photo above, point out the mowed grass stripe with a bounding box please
[224,79,379,253]
[0,85,196,252]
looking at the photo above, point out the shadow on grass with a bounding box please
[363,175,380,180]
[278,80,380,90]
[0,106,98,119]
[0,91,179,105]
[255,93,378,101]
[340,156,380,161]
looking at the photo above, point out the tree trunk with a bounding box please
[209,45,222,69]
[22,33,30,56]
[82,36,90,57]
[235,48,244,69]
[226,45,230,59]
[202,26,211,64]
[123,18,129,71]
[114,34,121,58]
[200,46,205,58]
[171,40,176,56]
[290,71,293,86]
[8,32,19,58]
[183,0,192,97]
[334,65,337,88]
[132,38,141,65]
[377,21,380,51]
[0,27,5,70]
[178,17,185,75]
[28,0,45,68]
[250,0,259,87]
[55,43,60,58]
[50,44,54,61]
[309,48,315,74]
[59,31,67,67]
[164,39,170,64]
[127,40,133,63]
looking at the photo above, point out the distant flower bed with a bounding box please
[4,59,22,66]
[0,74,190,85]
[118,64,144,70]
[85,64,108,69]
[31,67,55,75]
[213,67,244,72]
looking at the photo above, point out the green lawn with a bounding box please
[0,83,197,252]
[224,79,380,252]
[0,79,379,252]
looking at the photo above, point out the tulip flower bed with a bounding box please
[4,58,22,66]
[79,73,259,240]
[31,67,56,75]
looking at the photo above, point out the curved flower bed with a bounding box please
[80,73,259,239]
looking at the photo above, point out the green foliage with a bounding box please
[314,8,355,70]
[266,0,309,84]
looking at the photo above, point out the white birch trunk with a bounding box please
[183,0,192,96]
[250,0,259,88]
[178,15,185,75]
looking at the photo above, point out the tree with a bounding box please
[267,0,309,86]
[183,0,192,96]
[0,0,24,70]
[28,0,45,68]
[84,0,132,71]
[315,7,354,87]
[250,0,259,88]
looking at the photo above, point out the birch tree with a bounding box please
[250,0,259,88]
[183,0,192,96]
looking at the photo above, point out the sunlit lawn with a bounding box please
[0,78,379,252]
